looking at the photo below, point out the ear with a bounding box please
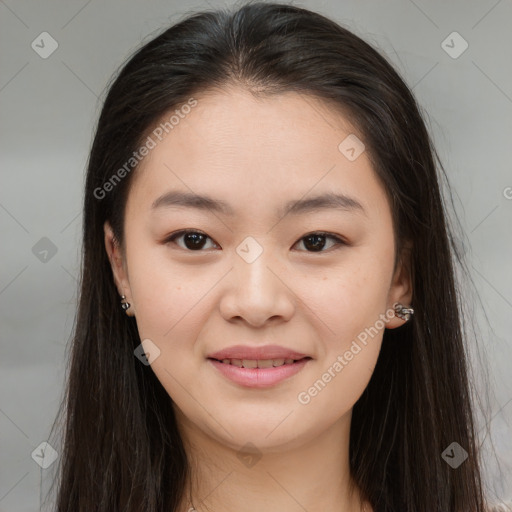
[385,240,413,329]
[104,221,135,316]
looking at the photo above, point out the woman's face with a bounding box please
[106,86,411,452]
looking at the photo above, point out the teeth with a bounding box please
[218,358,300,368]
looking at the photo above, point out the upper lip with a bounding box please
[207,344,310,361]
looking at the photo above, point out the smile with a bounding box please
[208,357,312,388]
[213,357,305,368]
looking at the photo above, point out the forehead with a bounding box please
[126,86,390,223]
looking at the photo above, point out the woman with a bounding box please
[46,2,504,511]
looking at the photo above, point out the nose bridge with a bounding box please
[234,235,278,293]
[219,235,294,325]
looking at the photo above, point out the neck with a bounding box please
[175,408,369,512]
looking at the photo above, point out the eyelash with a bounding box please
[163,229,347,253]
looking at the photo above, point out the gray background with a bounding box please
[1,0,511,510]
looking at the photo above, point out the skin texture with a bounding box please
[105,86,412,512]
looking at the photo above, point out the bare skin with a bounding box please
[105,85,412,512]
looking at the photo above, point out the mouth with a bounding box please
[207,356,312,388]
[208,356,311,368]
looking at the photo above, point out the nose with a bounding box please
[218,242,295,327]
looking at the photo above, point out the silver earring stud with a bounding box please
[120,295,131,311]
[394,302,414,321]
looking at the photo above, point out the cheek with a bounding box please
[295,339,380,430]
[295,248,393,344]
[125,235,210,332]
[127,250,211,402]
[296,264,388,416]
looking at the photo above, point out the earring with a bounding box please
[394,302,414,321]
[120,295,131,311]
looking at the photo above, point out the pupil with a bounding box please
[185,233,206,250]
[305,234,325,251]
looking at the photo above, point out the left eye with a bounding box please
[293,232,346,252]
[164,230,345,252]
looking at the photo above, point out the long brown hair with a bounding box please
[45,2,493,510]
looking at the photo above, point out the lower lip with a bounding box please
[208,358,310,388]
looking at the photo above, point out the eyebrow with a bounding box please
[151,190,366,218]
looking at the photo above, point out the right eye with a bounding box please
[164,230,220,251]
